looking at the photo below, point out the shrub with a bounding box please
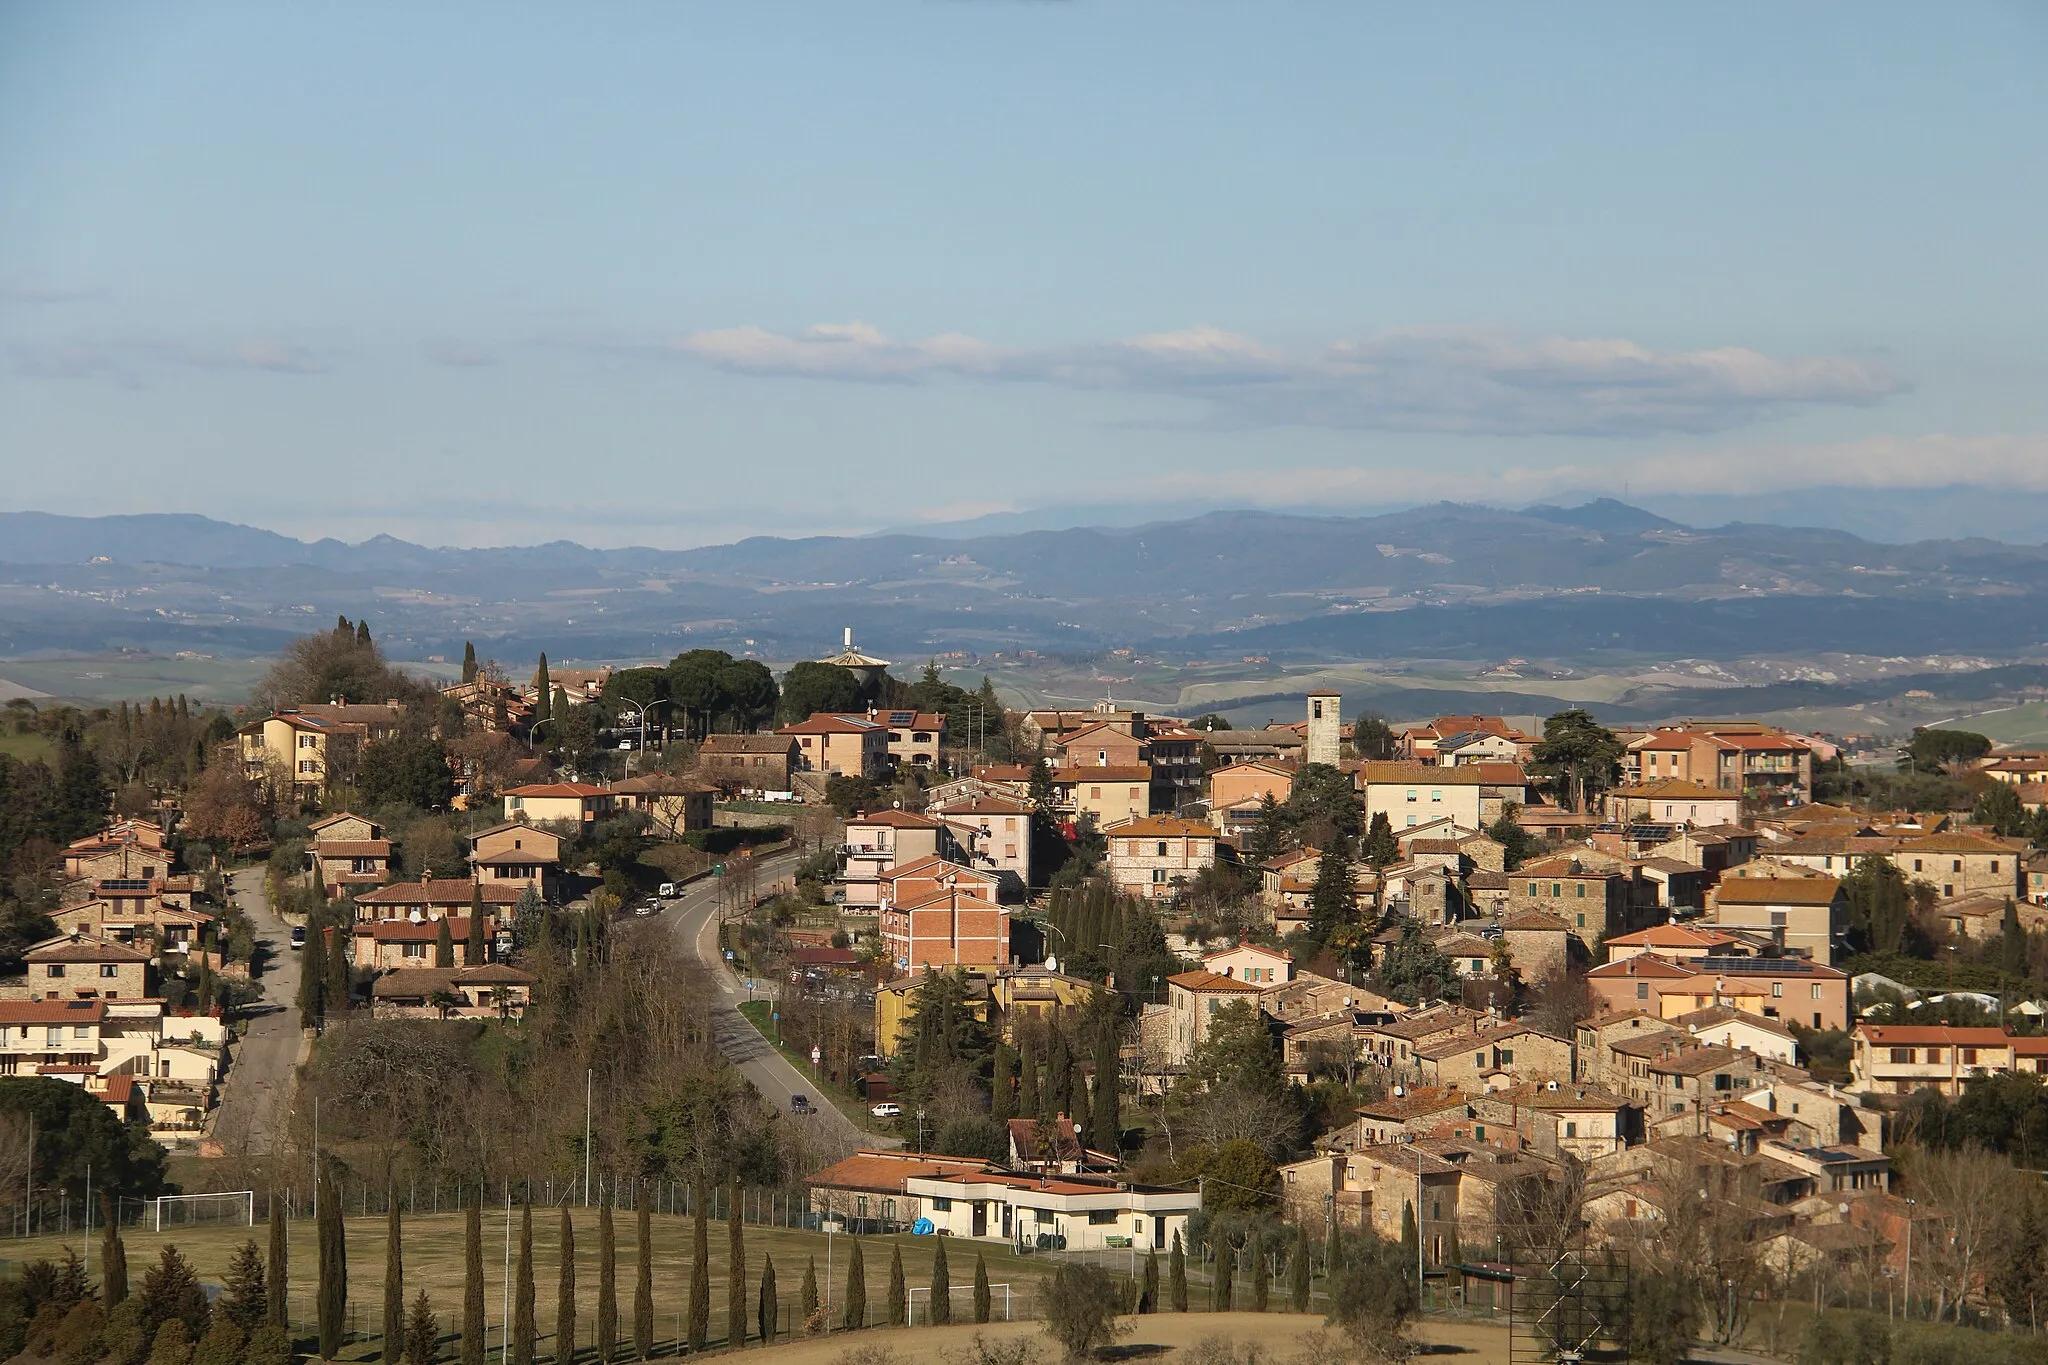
[1039,1264,1129,1363]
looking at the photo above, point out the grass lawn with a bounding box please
[737,1001,894,1137]
[0,730,57,762]
[3,1210,1077,1357]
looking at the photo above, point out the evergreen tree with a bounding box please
[405,1290,439,1365]
[887,1245,906,1326]
[151,1319,195,1365]
[141,1244,210,1338]
[534,656,553,727]
[841,1240,866,1332]
[1018,1042,1040,1117]
[1140,1252,1159,1314]
[385,1196,405,1365]
[1361,812,1399,870]
[464,1202,486,1365]
[436,917,456,968]
[991,1042,1016,1123]
[222,1239,268,1334]
[1250,1234,1269,1311]
[318,1175,347,1360]
[555,1204,577,1365]
[800,1258,819,1335]
[468,884,488,966]
[1047,1030,1071,1112]
[756,1256,777,1346]
[513,1204,536,1365]
[596,1198,617,1364]
[265,1195,286,1328]
[929,1239,951,1326]
[1307,835,1358,940]
[1289,1227,1311,1314]
[1212,1244,1234,1313]
[633,1198,652,1360]
[973,1254,990,1324]
[325,921,351,1014]
[2003,898,2028,978]
[195,1316,246,1365]
[462,643,479,685]
[1064,1059,1087,1125]
[357,620,373,650]
[104,1193,129,1308]
[726,1183,746,1348]
[1400,1201,1417,1257]
[299,921,327,1025]
[1087,1023,1119,1156]
[1169,1233,1188,1312]
[1244,794,1287,868]
[687,1180,709,1352]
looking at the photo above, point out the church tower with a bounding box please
[1306,689,1342,767]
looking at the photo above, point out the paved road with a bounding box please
[207,867,305,1155]
[662,855,891,1153]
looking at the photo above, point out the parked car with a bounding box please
[634,899,660,917]
[658,882,679,898]
[871,1102,902,1119]
[790,1095,814,1114]
[290,925,306,950]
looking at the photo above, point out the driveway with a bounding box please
[661,854,891,1153]
[206,867,306,1156]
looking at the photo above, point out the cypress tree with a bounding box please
[1289,1227,1310,1314]
[972,1254,990,1324]
[385,1195,405,1364]
[1087,1024,1119,1157]
[357,620,373,649]
[1212,1244,1234,1312]
[1250,1234,1268,1311]
[990,1042,1015,1124]
[299,923,326,1025]
[756,1256,777,1346]
[1018,1042,1039,1118]
[104,1192,129,1307]
[1400,1201,1417,1257]
[887,1245,906,1327]
[1064,1060,1087,1127]
[325,923,351,1015]
[1140,1252,1159,1314]
[463,643,478,685]
[687,1180,709,1352]
[597,1197,617,1364]
[1047,1031,1070,1114]
[1169,1233,1188,1312]
[265,1193,286,1327]
[513,1204,536,1365]
[840,1240,865,1332]
[464,1201,486,1365]
[317,1173,347,1360]
[468,888,487,970]
[436,917,456,968]
[928,1239,950,1326]
[534,656,553,726]
[633,1197,652,1360]
[800,1258,819,1335]
[726,1183,746,1348]
[556,1204,577,1365]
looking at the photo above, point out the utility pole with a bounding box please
[1415,1145,1425,1308]
[584,1069,593,1207]
[502,1187,512,1365]
[1903,1199,1915,1320]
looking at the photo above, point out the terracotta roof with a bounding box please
[1611,780,1731,800]
[805,1150,994,1195]
[1676,1004,1794,1038]
[355,917,488,942]
[610,775,716,795]
[470,848,560,866]
[24,935,152,964]
[1360,762,1491,786]
[1605,924,1738,949]
[1854,1025,2011,1046]
[1204,942,1292,964]
[1898,833,2026,854]
[700,734,798,754]
[309,812,377,832]
[314,841,392,858]
[933,796,1033,816]
[1518,855,1621,880]
[0,999,106,1024]
[1106,816,1215,838]
[505,783,610,799]
[881,856,996,885]
[847,810,944,829]
[355,880,525,905]
[780,715,885,735]
[1007,1117,1082,1160]
[1167,970,1265,994]
[1715,878,1841,906]
[1503,910,1573,932]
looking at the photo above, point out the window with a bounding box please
[1091,787,1102,800]
[1913,859,1924,872]
[299,760,317,774]
[1087,1210,1120,1226]
[1576,912,1586,928]
[45,1027,62,1046]
[46,965,64,979]
[1500,1049,1514,1064]
[1575,884,1586,898]
[1714,1074,1731,1091]
[1156,842,1168,857]
[1637,983,1649,1000]
[1565,1122,1578,1138]
[1962,1048,1978,1064]
[1992,860,2001,873]
[1475,1052,1486,1066]
[404,943,426,959]
[300,734,318,748]
[1152,869,1166,884]
[1527,882,1538,896]
[1551,883,1562,897]
[1953,859,1964,873]
[1771,982,1783,998]
[1405,789,1417,803]
[1811,984,1823,1000]
[1430,790,1442,803]
[932,1197,952,1211]
[100,964,117,978]
[72,1025,89,1039]
[1770,911,1787,927]
[1944,885,1955,898]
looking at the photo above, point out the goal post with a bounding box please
[153,1191,256,1232]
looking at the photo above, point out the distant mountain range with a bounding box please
[1,501,2046,667]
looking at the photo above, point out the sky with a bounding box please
[2,3,2045,548]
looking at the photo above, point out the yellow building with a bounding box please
[874,964,1103,1057]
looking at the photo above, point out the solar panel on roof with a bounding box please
[889,712,914,724]
[1698,956,1816,975]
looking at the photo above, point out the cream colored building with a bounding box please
[1104,816,1219,901]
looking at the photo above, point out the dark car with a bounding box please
[790,1095,814,1114]
[290,925,307,950]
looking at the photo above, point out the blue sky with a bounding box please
[2,3,2044,547]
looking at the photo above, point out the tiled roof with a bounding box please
[505,783,610,798]
[805,1150,994,1195]
[1715,878,1841,906]
[847,810,944,829]
[1105,816,1214,838]
[0,999,106,1024]
[355,880,525,905]
[1166,970,1264,994]
[700,734,798,754]
[1605,924,1737,949]
[355,917,487,942]
[24,936,151,964]
[1503,910,1573,932]
[1611,780,1731,800]
[314,841,392,858]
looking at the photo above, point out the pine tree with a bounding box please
[265,1194,286,1328]
[596,1197,617,1364]
[318,1174,347,1360]
[1289,1227,1310,1313]
[1169,1233,1188,1312]
[1018,1042,1040,1117]
[464,1201,486,1365]
[1087,1023,1119,1157]
[840,1240,866,1332]
[687,1180,709,1352]
[887,1245,906,1326]
[555,1204,577,1365]
[991,1042,1016,1124]
[462,885,487,968]
[405,1290,439,1365]
[436,917,456,968]
[223,1239,267,1334]
[1140,1252,1159,1314]
[195,1316,246,1365]
[633,1198,652,1360]
[928,1239,950,1326]
[800,1258,819,1335]
[104,1193,129,1308]
[463,643,479,685]
[513,1205,536,1365]
[1307,835,1357,940]
[151,1319,195,1365]
[357,620,373,649]
[726,1183,746,1348]
[973,1254,990,1324]
[756,1256,778,1346]
[385,1196,405,1364]
[1250,1234,1268,1311]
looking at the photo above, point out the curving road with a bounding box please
[660,854,891,1153]
[207,867,306,1155]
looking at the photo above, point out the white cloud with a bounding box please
[659,320,1904,436]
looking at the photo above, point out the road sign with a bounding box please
[810,1046,822,1065]
[724,949,734,961]
[713,863,726,876]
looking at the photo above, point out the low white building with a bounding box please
[904,1169,1201,1252]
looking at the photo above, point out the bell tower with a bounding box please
[1306,689,1342,767]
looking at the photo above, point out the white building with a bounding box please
[904,1169,1201,1252]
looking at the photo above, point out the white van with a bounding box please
[658,882,679,898]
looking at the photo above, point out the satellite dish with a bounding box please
[1045,953,1059,973]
